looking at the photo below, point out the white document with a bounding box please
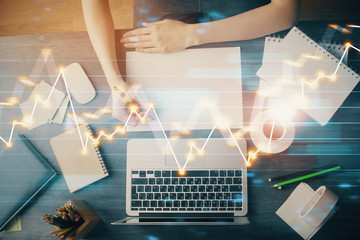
[20,81,65,130]
[126,47,243,132]
[257,27,359,125]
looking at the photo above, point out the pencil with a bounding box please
[268,169,315,182]
[271,165,341,188]
[268,164,339,182]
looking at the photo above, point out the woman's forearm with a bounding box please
[189,0,300,46]
[82,0,126,88]
[121,0,300,53]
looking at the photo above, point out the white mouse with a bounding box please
[63,63,96,104]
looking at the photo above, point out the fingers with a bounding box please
[112,94,152,126]
[122,20,164,40]
[121,34,152,44]
[111,83,155,124]
[122,20,169,51]
[122,19,183,53]
[121,22,163,49]
[123,27,152,38]
[121,29,155,49]
[112,109,138,127]
[144,108,156,121]
[124,41,155,49]
[135,47,162,53]
[112,106,153,125]
[128,115,139,127]
[135,47,156,53]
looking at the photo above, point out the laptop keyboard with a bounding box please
[130,170,243,212]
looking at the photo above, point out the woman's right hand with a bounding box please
[110,83,144,127]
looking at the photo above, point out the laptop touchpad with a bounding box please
[165,140,208,168]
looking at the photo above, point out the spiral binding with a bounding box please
[266,36,282,43]
[321,41,346,60]
[265,35,348,65]
[293,27,359,80]
[85,125,109,176]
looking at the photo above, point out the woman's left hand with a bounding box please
[121,19,197,53]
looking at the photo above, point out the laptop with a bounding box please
[112,138,248,225]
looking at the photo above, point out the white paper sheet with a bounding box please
[20,81,65,130]
[125,47,243,132]
[257,27,359,125]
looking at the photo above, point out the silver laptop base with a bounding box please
[112,216,250,225]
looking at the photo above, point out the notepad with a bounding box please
[262,36,349,65]
[50,125,108,193]
[257,27,359,125]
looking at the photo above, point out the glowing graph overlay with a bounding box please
[1,42,359,171]
[0,97,19,106]
[0,69,266,171]
[299,43,360,100]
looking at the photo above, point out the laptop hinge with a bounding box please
[139,213,234,218]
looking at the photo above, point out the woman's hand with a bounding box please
[110,82,144,127]
[121,19,198,53]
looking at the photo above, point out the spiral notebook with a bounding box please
[252,34,350,121]
[261,36,349,66]
[257,27,359,125]
[50,125,108,193]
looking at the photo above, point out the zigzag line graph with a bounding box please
[301,43,360,100]
[0,70,268,172]
[2,41,358,172]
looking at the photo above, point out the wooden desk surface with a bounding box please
[1,0,360,36]
[0,23,360,240]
